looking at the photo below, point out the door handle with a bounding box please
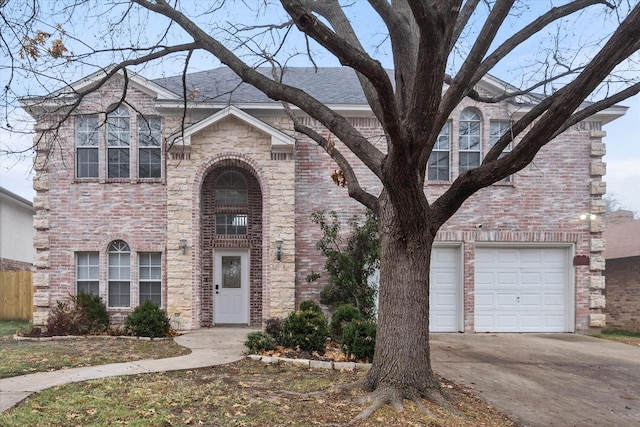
[215,284,219,294]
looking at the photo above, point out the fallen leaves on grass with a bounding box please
[3,359,517,426]
[0,338,190,379]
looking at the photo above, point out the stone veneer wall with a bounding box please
[165,115,296,328]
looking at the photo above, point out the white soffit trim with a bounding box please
[507,103,628,125]
[170,105,296,147]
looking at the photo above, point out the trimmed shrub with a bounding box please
[341,319,376,363]
[75,291,110,333]
[264,317,284,345]
[330,304,364,341]
[124,300,171,338]
[245,331,277,354]
[282,309,329,354]
[46,292,109,336]
[299,300,323,314]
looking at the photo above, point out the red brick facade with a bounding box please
[604,257,640,332]
[25,69,614,332]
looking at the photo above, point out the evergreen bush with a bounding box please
[281,308,329,354]
[124,300,171,338]
[264,317,284,345]
[299,300,323,314]
[46,292,109,336]
[341,319,376,363]
[245,331,277,354]
[330,303,364,341]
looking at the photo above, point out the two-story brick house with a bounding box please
[21,67,622,332]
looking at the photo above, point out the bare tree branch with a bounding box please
[132,0,385,178]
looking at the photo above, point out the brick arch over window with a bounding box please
[198,158,265,326]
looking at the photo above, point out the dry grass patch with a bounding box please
[2,359,516,426]
[0,337,190,379]
[591,329,640,347]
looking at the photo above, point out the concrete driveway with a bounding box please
[430,334,640,427]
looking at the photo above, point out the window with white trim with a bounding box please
[108,240,130,307]
[107,106,130,178]
[138,117,162,179]
[139,252,162,306]
[490,120,513,182]
[76,116,99,178]
[428,122,451,181]
[76,252,99,295]
[215,170,249,236]
[459,108,482,175]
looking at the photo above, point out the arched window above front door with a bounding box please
[215,170,248,205]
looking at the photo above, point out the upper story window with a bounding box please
[138,117,162,179]
[490,120,513,182]
[108,240,131,307]
[107,106,130,178]
[428,122,451,181]
[215,171,248,205]
[459,108,482,175]
[75,116,99,178]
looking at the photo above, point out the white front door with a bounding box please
[214,249,249,324]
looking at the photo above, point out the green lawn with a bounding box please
[0,320,31,337]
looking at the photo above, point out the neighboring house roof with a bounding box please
[603,213,640,259]
[0,186,33,209]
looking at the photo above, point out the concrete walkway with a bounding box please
[431,333,640,427]
[0,327,253,413]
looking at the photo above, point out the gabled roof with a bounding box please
[603,215,640,259]
[168,105,295,148]
[20,66,180,112]
[153,67,382,105]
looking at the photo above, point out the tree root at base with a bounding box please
[349,385,462,425]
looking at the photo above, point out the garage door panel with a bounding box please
[475,247,569,332]
[429,246,460,332]
[519,294,542,307]
[496,272,518,286]
[497,293,518,307]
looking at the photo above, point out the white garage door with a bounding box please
[475,247,570,332]
[430,246,460,332]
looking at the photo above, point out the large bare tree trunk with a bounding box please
[361,189,448,411]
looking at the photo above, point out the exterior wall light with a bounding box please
[275,237,283,262]
[579,214,596,221]
[180,237,187,255]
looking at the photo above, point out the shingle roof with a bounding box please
[152,67,384,104]
[603,218,640,259]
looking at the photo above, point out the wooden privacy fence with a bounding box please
[0,271,33,320]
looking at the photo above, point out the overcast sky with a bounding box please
[0,2,638,213]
